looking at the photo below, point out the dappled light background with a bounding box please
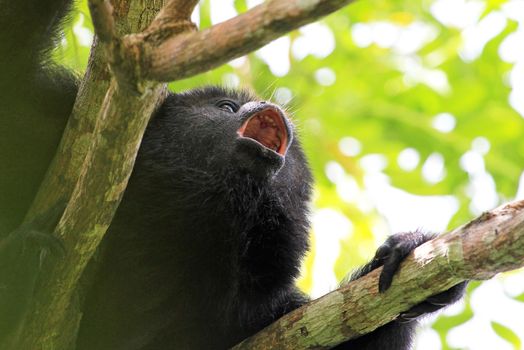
[56,0,524,349]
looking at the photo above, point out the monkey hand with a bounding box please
[0,205,65,340]
[371,231,467,322]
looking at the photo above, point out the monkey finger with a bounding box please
[425,281,468,306]
[378,247,404,292]
[397,301,443,322]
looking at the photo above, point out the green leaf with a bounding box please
[234,0,248,13]
[514,292,524,303]
[491,321,521,349]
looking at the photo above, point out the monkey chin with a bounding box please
[233,137,286,179]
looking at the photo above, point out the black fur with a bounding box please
[76,89,313,349]
[0,2,466,349]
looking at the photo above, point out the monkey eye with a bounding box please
[216,100,239,113]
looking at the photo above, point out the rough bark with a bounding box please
[232,199,524,350]
[7,1,170,349]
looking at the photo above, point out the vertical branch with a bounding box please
[9,1,167,349]
[16,78,167,349]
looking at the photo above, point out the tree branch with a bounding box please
[122,0,355,83]
[232,199,524,350]
[151,0,200,23]
[87,0,116,43]
[5,2,168,348]
[142,0,199,41]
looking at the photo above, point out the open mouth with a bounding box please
[237,107,289,156]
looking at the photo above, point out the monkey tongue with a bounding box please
[238,108,288,155]
[243,119,280,151]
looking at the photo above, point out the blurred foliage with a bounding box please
[55,0,524,348]
[491,320,522,349]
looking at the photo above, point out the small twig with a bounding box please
[142,0,199,44]
[87,0,131,89]
[154,0,200,22]
[87,0,116,43]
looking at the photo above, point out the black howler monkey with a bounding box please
[0,1,466,349]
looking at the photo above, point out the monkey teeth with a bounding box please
[237,107,288,156]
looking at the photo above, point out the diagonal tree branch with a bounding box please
[232,199,524,350]
[124,0,355,82]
